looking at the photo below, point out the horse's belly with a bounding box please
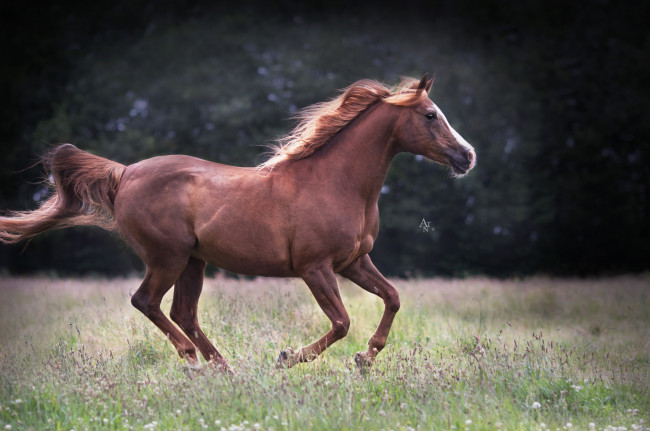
[193,226,294,277]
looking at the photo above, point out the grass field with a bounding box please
[0,275,648,430]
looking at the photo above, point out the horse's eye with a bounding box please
[425,112,437,120]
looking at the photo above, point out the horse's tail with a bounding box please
[0,144,126,244]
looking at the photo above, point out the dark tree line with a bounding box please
[1,1,648,277]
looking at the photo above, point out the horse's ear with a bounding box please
[416,74,429,92]
[425,75,435,94]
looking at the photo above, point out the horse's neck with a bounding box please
[302,103,400,203]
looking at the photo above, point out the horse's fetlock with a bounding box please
[300,350,318,362]
[178,345,197,360]
[369,335,387,352]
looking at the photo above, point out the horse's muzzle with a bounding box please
[450,148,476,176]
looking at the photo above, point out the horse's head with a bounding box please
[393,74,476,177]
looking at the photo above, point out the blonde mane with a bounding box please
[258,77,428,170]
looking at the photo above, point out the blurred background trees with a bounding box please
[1,1,648,277]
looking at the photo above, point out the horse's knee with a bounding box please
[332,316,350,339]
[386,290,400,313]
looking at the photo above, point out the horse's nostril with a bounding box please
[467,148,476,168]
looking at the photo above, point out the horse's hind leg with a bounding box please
[131,266,200,364]
[170,257,231,372]
[340,254,400,370]
[276,266,350,369]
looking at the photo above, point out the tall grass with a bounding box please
[0,276,648,430]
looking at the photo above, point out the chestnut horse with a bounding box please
[0,74,475,371]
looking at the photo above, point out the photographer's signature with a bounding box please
[418,218,435,233]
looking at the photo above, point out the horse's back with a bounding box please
[122,154,253,181]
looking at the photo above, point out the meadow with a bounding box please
[0,275,647,430]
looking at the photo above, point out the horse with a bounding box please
[0,74,475,372]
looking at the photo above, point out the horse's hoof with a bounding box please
[208,358,235,375]
[276,347,295,369]
[354,351,374,373]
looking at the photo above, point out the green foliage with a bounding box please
[1,3,648,276]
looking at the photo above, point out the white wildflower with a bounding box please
[589,424,595,430]
[495,422,503,429]
[466,419,472,425]
[5,425,12,430]
[532,401,541,409]
[566,423,573,428]
[13,400,22,405]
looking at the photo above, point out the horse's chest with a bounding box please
[290,201,379,273]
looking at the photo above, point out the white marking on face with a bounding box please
[434,104,476,169]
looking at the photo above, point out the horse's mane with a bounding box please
[258,77,427,170]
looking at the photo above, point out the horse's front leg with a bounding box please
[276,265,350,369]
[339,254,400,370]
